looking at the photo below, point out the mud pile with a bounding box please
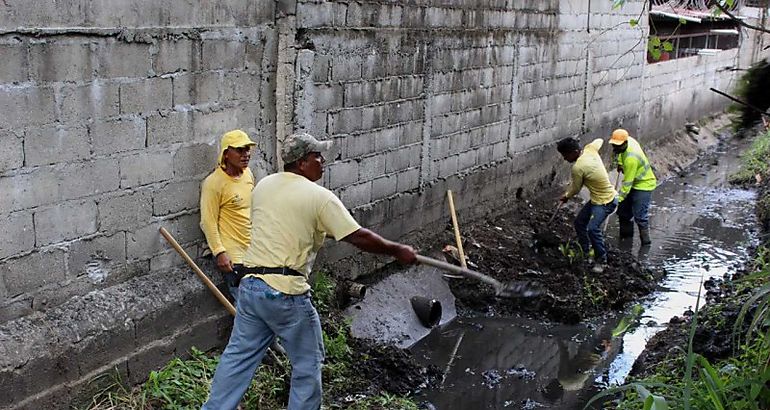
[433,196,664,324]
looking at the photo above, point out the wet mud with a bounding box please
[443,199,664,324]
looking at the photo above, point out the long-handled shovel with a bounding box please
[416,254,543,298]
[159,227,286,359]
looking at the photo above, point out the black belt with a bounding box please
[237,266,305,277]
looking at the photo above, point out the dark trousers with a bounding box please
[617,189,652,229]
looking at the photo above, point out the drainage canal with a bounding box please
[409,136,759,409]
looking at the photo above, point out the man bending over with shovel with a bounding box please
[556,137,618,274]
[202,133,416,410]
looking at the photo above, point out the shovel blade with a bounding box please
[496,281,545,299]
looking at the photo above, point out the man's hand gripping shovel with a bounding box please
[416,255,544,298]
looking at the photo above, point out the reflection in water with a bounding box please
[412,316,621,409]
[413,140,759,409]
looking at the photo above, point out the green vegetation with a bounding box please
[84,271,420,409]
[729,130,770,184]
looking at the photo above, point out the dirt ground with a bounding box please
[438,195,664,324]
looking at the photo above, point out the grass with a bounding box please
[83,271,420,409]
[729,129,770,185]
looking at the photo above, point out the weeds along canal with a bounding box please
[409,135,760,409]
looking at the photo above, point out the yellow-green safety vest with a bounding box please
[616,136,656,202]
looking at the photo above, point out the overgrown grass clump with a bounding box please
[84,272,420,409]
[729,129,770,185]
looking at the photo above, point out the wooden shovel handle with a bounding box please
[416,254,502,288]
[447,190,467,268]
[159,227,236,316]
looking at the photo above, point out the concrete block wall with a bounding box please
[297,0,569,276]
[0,1,277,408]
[0,4,277,324]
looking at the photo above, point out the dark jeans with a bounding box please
[617,189,652,229]
[574,198,618,263]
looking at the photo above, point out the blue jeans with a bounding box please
[617,189,652,229]
[202,277,324,410]
[574,198,618,262]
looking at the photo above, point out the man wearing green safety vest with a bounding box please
[608,129,657,246]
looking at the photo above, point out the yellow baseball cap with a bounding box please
[218,130,255,164]
[609,129,629,145]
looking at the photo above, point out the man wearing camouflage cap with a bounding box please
[203,133,417,410]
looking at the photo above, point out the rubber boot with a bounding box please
[619,220,634,238]
[639,227,652,246]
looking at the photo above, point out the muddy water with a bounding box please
[411,137,759,409]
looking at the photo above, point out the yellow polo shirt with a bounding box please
[243,172,361,295]
[199,167,255,264]
[564,138,617,205]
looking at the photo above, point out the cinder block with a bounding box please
[119,151,174,188]
[359,153,386,181]
[313,55,331,83]
[147,110,193,146]
[126,222,163,261]
[58,159,120,201]
[57,81,121,122]
[0,43,29,84]
[331,56,362,81]
[315,84,343,111]
[191,106,249,144]
[0,86,56,129]
[97,191,153,235]
[0,296,33,322]
[298,2,335,27]
[24,124,90,166]
[173,144,217,178]
[153,39,196,75]
[1,248,66,296]
[90,117,146,155]
[0,168,60,212]
[67,232,126,280]
[35,200,97,246]
[225,71,260,102]
[0,211,34,259]
[371,174,397,201]
[172,72,223,106]
[152,179,201,216]
[119,77,173,114]
[0,129,23,172]
[340,181,372,208]
[29,40,94,83]
[396,168,420,192]
[201,40,246,70]
[245,39,264,71]
[95,40,152,79]
[327,160,359,189]
[166,212,203,245]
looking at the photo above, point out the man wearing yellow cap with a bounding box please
[199,129,257,301]
[202,133,416,410]
[608,129,656,246]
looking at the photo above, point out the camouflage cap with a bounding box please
[281,133,332,164]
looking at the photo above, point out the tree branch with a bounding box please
[711,1,770,35]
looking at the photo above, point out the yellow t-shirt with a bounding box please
[564,138,617,205]
[243,172,361,295]
[199,167,255,264]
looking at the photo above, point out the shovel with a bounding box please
[532,202,564,247]
[416,255,543,298]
